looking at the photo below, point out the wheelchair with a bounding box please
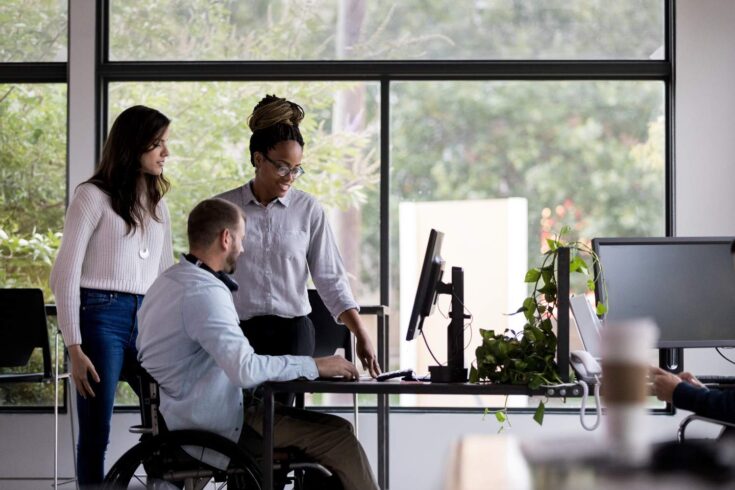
[103,370,336,489]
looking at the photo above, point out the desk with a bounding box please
[261,380,549,490]
[447,434,735,490]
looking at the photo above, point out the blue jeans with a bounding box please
[76,288,143,487]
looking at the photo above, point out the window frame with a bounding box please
[96,0,676,414]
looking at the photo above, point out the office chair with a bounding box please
[678,414,735,442]
[306,289,359,433]
[106,369,332,489]
[0,288,74,488]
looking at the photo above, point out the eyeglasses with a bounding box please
[262,154,305,180]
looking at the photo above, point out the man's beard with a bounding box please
[224,247,239,274]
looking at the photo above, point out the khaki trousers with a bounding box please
[243,403,379,490]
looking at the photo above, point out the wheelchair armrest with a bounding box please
[129,424,153,435]
[677,414,735,442]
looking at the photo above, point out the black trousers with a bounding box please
[240,315,316,405]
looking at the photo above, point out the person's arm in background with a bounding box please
[307,203,381,377]
[339,308,381,377]
[650,366,735,423]
[49,185,102,398]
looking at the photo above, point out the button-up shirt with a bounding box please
[217,181,359,322]
[136,257,319,468]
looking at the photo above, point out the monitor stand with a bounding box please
[430,266,469,383]
[660,348,683,373]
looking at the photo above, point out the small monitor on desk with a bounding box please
[593,237,735,348]
[405,229,468,383]
[406,228,445,341]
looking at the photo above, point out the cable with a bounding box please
[577,376,602,431]
[716,347,735,365]
[421,329,444,366]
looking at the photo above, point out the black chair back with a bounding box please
[0,288,52,378]
[307,289,352,362]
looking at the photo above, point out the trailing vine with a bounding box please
[470,226,606,426]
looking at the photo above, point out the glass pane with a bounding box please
[109,0,664,61]
[108,82,380,406]
[0,0,68,62]
[390,80,665,407]
[0,83,67,407]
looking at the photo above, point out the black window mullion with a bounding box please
[98,60,670,82]
[0,63,66,83]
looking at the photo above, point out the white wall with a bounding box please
[3,1,735,489]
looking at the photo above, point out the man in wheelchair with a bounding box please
[136,198,378,490]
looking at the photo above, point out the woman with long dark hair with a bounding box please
[50,105,174,487]
[217,95,381,383]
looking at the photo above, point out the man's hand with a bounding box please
[339,308,382,378]
[649,366,683,403]
[315,355,359,380]
[679,371,706,389]
[68,344,100,398]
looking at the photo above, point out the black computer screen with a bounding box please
[593,237,735,348]
[405,229,445,341]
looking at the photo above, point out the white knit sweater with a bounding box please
[50,183,174,346]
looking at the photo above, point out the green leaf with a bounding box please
[569,256,588,275]
[586,279,596,291]
[533,401,546,425]
[541,267,554,286]
[495,411,507,423]
[546,238,558,251]
[596,302,607,315]
[524,268,541,283]
[469,366,478,383]
[528,373,545,389]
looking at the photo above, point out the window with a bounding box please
[109,0,663,61]
[0,83,67,408]
[101,0,672,409]
[0,0,68,62]
[0,0,68,409]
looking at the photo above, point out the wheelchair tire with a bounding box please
[103,429,262,489]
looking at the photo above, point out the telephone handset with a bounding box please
[570,350,602,431]
[570,350,601,385]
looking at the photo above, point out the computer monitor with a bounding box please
[593,237,735,348]
[405,229,468,382]
[406,229,445,341]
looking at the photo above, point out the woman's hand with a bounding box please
[339,308,382,378]
[67,344,100,398]
[649,366,683,403]
[355,335,381,378]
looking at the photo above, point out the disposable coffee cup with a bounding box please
[601,317,659,466]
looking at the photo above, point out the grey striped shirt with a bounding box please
[217,181,358,322]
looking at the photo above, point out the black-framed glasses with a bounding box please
[262,154,305,180]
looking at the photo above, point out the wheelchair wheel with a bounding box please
[104,429,262,489]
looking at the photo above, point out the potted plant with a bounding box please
[469,226,606,426]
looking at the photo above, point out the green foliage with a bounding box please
[0,0,67,62]
[470,226,605,425]
[0,227,60,298]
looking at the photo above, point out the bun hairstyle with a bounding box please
[248,95,305,166]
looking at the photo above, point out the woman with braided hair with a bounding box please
[217,95,381,385]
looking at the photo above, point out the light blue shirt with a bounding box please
[136,257,319,468]
[217,182,359,322]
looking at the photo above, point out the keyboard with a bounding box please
[376,369,416,382]
[696,375,735,385]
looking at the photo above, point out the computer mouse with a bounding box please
[402,370,418,381]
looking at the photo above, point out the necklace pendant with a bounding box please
[139,248,150,259]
